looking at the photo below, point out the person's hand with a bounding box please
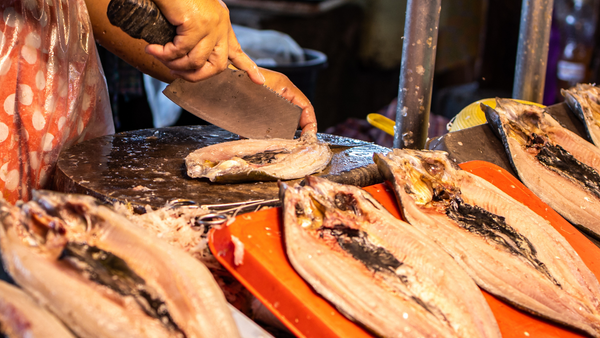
[261,68,317,135]
[145,0,264,84]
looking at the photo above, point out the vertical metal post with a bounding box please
[393,0,442,149]
[512,0,554,103]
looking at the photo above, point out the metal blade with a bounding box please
[163,68,303,139]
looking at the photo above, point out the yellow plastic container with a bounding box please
[366,98,546,136]
[366,113,395,136]
[448,98,545,132]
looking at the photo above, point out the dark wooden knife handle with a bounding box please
[107,0,176,45]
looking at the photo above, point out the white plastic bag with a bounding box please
[232,24,305,67]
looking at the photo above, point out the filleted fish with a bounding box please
[0,280,75,338]
[562,84,600,146]
[0,190,240,338]
[483,98,600,238]
[375,149,600,337]
[185,132,332,183]
[280,176,501,338]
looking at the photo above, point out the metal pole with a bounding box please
[393,0,441,149]
[512,0,554,103]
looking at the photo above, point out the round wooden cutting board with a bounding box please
[52,126,390,212]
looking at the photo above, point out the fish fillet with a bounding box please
[0,280,75,338]
[185,131,332,182]
[280,176,501,338]
[484,98,600,238]
[563,84,600,146]
[375,149,600,337]
[0,190,240,338]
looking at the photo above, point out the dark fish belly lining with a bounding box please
[402,201,600,330]
[285,224,453,338]
[459,186,600,299]
[545,129,600,170]
[507,139,600,233]
[313,225,456,326]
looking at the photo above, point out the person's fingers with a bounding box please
[170,41,230,82]
[299,108,318,135]
[228,31,264,84]
[158,36,219,72]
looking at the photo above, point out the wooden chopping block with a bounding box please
[52,126,389,213]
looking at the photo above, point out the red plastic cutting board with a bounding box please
[209,161,600,338]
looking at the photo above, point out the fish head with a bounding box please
[32,190,105,235]
[281,181,326,230]
[490,99,553,148]
[0,198,69,261]
[302,176,389,227]
[379,150,459,206]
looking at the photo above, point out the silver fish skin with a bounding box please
[280,176,501,338]
[0,280,75,338]
[0,191,240,338]
[185,131,332,183]
[562,84,600,146]
[375,149,600,337]
[484,98,600,238]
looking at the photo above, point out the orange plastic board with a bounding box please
[209,161,600,338]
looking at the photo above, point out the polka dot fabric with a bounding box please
[0,0,113,204]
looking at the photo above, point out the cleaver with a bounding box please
[106,0,303,139]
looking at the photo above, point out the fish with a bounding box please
[0,190,241,338]
[0,280,75,338]
[185,131,332,183]
[562,84,600,146]
[375,149,600,337]
[280,176,501,338]
[483,98,600,238]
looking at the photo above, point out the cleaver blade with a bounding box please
[163,69,303,139]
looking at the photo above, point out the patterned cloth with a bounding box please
[0,0,114,203]
[325,98,450,148]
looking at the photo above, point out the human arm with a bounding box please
[84,0,263,84]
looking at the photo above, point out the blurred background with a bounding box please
[99,0,600,147]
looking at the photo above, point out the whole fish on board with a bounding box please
[0,190,240,338]
[185,132,332,183]
[375,149,600,337]
[0,280,75,338]
[562,84,600,146]
[483,98,600,238]
[280,176,501,338]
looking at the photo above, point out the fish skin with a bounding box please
[185,132,332,183]
[562,84,600,146]
[0,190,240,338]
[280,176,501,338]
[375,149,600,337]
[483,98,600,238]
[0,280,75,338]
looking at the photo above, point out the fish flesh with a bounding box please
[280,176,501,338]
[375,149,600,337]
[185,132,332,183]
[0,190,240,338]
[0,280,75,338]
[562,84,600,146]
[484,98,600,238]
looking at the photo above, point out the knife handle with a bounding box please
[106,0,176,45]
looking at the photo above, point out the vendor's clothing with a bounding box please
[0,0,113,203]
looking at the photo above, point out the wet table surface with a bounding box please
[53,126,390,212]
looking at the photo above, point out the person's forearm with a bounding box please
[84,0,177,83]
